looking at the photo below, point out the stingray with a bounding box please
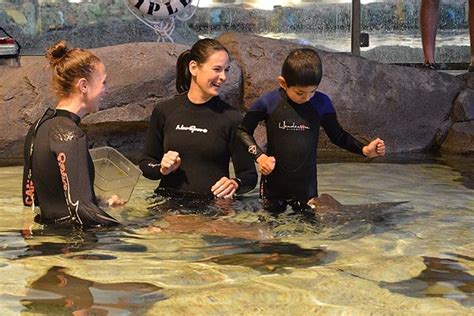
[147,214,273,241]
[20,266,165,314]
[144,193,407,241]
[252,193,409,239]
[308,193,408,226]
[198,240,334,273]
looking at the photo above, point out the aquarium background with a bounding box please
[0,0,471,64]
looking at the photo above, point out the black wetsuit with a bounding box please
[140,94,257,195]
[22,109,119,227]
[237,88,365,207]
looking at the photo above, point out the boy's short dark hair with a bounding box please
[281,48,322,87]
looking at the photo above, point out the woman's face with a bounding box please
[84,62,108,113]
[190,50,230,101]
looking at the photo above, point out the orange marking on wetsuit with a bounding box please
[24,178,35,206]
[57,153,68,191]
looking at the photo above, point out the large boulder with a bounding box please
[217,32,465,154]
[440,122,474,154]
[451,88,474,122]
[441,82,474,154]
[0,33,471,165]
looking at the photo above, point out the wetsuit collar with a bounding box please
[279,88,309,107]
[183,94,220,111]
[55,109,81,124]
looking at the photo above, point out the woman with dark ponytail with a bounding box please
[22,40,120,228]
[140,38,257,198]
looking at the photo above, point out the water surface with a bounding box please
[0,157,473,314]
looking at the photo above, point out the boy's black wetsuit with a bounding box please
[237,88,365,210]
[139,94,257,195]
[22,109,120,227]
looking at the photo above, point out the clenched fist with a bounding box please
[256,154,276,175]
[160,150,181,175]
[363,138,385,158]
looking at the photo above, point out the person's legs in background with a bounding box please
[420,0,440,67]
[469,0,474,70]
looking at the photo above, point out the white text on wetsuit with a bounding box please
[175,124,208,134]
[278,121,310,131]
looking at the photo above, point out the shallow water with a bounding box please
[0,157,473,315]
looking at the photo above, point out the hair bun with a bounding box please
[46,40,70,67]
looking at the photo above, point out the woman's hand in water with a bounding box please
[97,195,125,208]
[160,151,181,175]
[211,177,239,199]
[363,138,386,158]
[107,194,125,207]
[256,154,276,175]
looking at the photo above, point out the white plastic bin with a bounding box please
[89,146,142,202]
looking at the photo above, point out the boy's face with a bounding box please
[278,76,318,104]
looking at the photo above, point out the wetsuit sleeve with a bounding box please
[230,127,257,195]
[50,123,119,227]
[22,109,57,207]
[235,99,269,161]
[22,124,39,207]
[139,106,165,180]
[321,113,365,155]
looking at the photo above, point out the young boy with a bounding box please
[236,48,385,212]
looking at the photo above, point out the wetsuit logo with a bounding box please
[57,152,81,224]
[175,124,208,134]
[278,121,310,131]
[57,153,69,191]
[24,177,35,206]
[248,145,257,155]
[147,162,160,169]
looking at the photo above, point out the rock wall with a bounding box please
[1,33,473,166]
[440,73,474,154]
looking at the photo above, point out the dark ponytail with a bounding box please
[176,50,192,94]
[175,38,229,93]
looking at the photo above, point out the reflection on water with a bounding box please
[0,228,147,260]
[21,266,165,315]
[0,156,473,314]
[442,154,474,190]
[0,230,98,260]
